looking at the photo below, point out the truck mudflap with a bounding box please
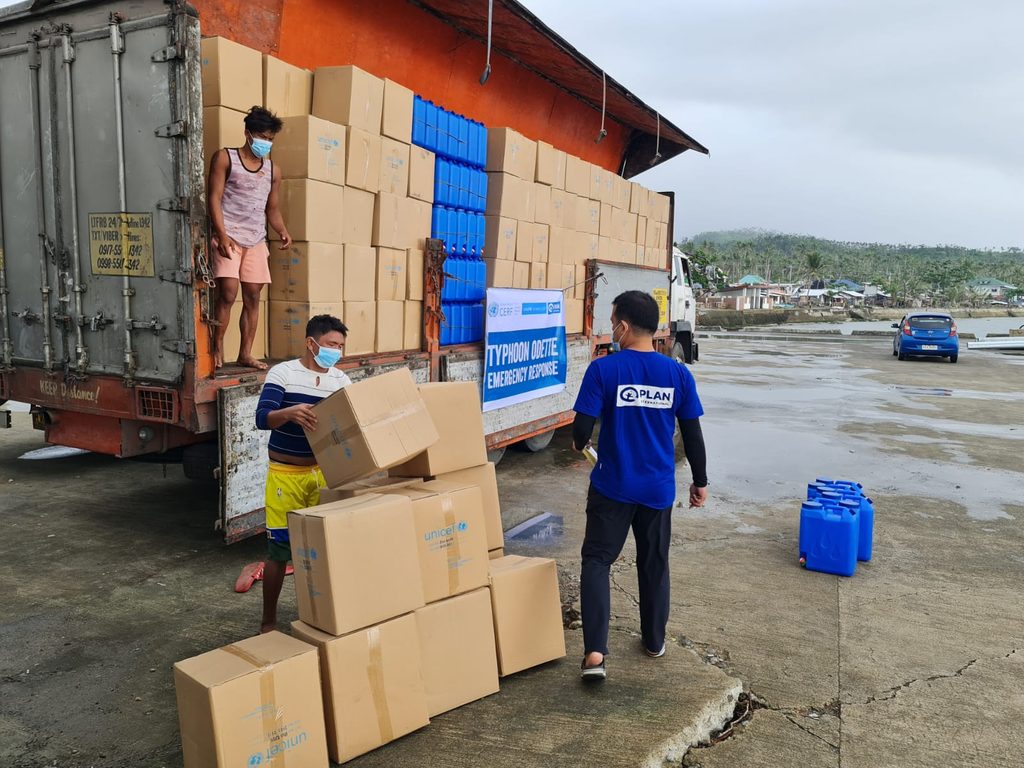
[216,360,431,543]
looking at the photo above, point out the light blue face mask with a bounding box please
[611,322,624,353]
[312,340,342,369]
[249,135,273,159]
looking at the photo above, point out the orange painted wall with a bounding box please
[193,0,629,170]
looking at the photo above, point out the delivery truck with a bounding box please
[0,0,706,541]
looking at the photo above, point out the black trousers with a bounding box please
[580,485,672,656]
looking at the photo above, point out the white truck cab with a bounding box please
[670,247,699,363]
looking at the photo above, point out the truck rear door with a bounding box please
[0,0,203,383]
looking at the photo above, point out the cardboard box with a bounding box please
[577,232,600,265]
[291,616,428,765]
[598,236,613,263]
[533,184,552,225]
[269,242,344,303]
[414,588,499,716]
[222,298,267,362]
[343,245,376,301]
[404,300,422,350]
[407,199,432,251]
[376,247,406,301]
[652,191,671,223]
[174,631,328,768]
[201,106,245,172]
[342,301,375,355]
[380,480,488,603]
[522,182,537,223]
[381,78,414,144]
[319,475,424,505]
[277,179,345,244]
[565,298,584,334]
[268,300,343,359]
[581,198,601,235]
[488,548,504,560]
[407,249,424,301]
[514,221,536,263]
[485,257,514,288]
[345,128,383,193]
[376,300,404,353]
[343,187,375,247]
[313,65,385,134]
[559,263,575,290]
[636,215,648,245]
[288,493,425,634]
[529,262,547,289]
[263,55,313,117]
[550,189,577,230]
[373,193,411,249]
[589,163,603,202]
[545,264,564,290]
[599,168,616,205]
[306,367,439,487]
[272,115,346,186]
[564,155,590,197]
[485,173,529,221]
[484,216,517,261]
[614,174,632,210]
[379,137,410,197]
[548,227,573,265]
[200,37,262,111]
[486,127,537,180]
[532,224,550,263]
[598,202,613,239]
[645,217,660,249]
[512,262,529,289]
[574,264,588,300]
[488,556,567,676]
[535,141,566,188]
[408,146,435,203]
[432,463,502,550]
[390,382,487,477]
[630,182,650,216]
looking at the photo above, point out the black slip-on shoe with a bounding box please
[581,657,607,680]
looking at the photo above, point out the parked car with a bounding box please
[892,313,959,363]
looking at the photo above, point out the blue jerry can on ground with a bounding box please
[799,499,859,577]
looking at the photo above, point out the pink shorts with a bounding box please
[212,238,272,284]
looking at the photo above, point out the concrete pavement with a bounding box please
[1,335,1022,766]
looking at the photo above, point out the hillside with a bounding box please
[679,230,1024,302]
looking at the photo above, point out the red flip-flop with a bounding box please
[234,562,294,593]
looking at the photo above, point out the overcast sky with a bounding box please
[529,0,1022,249]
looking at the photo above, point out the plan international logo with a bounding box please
[616,385,674,409]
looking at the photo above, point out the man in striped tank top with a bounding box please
[255,314,350,632]
[208,106,292,370]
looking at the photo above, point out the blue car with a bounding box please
[892,313,959,363]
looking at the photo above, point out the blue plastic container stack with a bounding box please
[799,477,875,577]
[413,96,488,345]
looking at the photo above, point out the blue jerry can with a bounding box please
[801,501,859,577]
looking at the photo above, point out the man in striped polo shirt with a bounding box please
[255,314,350,632]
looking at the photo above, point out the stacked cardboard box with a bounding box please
[483,127,672,335]
[201,42,432,361]
[175,375,566,765]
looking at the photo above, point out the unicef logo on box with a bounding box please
[248,753,263,766]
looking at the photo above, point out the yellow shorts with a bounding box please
[265,462,325,544]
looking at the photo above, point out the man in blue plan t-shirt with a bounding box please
[572,290,709,681]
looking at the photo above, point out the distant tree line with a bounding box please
[678,229,1024,305]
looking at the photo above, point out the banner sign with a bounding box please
[482,288,567,412]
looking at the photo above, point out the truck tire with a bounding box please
[672,331,695,364]
[182,442,220,483]
[487,446,507,465]
[521,430,555,452]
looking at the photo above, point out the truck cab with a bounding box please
[670,247,698,363]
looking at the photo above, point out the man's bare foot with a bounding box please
[260,621,277,634]
[238,356,269,371]
[214,347,224,368]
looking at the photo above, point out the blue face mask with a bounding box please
[611,322,624,353]
[249,135,273,159]
[312,340,342,369]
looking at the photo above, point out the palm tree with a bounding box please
[805,251,824,287]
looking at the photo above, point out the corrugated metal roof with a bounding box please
[408,0,709,177]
